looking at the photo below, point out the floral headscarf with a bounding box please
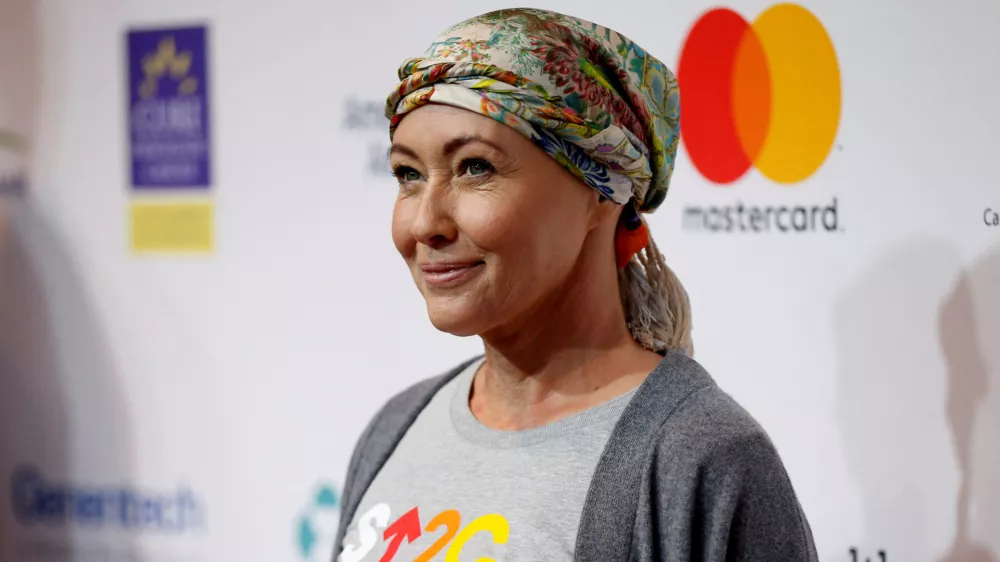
[384,8,680,215]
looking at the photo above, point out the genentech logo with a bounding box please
[677,4,843,234]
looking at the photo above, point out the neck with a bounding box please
[473,240,663,430]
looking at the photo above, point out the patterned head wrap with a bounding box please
[384,8,680,215]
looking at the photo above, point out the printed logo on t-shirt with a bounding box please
[338,503,510,561]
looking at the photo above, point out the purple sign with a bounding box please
[127,25,211,188]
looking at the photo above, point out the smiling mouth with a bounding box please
[420,261,485,287]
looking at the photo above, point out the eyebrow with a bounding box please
[388,134,507,160]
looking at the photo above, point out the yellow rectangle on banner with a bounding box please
[130,201,214,253]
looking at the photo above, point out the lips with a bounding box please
[419,260,485,287]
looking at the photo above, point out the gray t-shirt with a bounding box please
[336,357,637,562]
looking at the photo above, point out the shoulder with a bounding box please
[335,355,482,549]
[642,351,780,470]
[386,354,482,413]
[635,351,809,521]
[633,352,817,560]
[355,354,481,451]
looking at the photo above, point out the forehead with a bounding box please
[391,104,522,150]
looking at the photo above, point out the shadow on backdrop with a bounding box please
[0,203,136,560]
[834,239,999,562]
[939,246,1000,562]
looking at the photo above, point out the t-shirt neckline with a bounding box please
[448,357,639,449]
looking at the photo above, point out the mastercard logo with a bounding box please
[677,4,841,185]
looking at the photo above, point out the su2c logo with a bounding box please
[339,503,509,562]
[677,4,841,185]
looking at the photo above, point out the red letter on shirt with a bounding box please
[380,507,422,562]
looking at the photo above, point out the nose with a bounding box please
[410,181,458,249]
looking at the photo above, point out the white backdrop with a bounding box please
[0,0,998,561]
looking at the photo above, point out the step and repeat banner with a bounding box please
[0,0,997,561]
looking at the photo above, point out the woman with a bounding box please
[334,8,817,562]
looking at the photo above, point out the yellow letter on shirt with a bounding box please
[445,513,510,562]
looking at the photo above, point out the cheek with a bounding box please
[456,197,530,254]
[457,195,567,271]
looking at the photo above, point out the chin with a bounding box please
[424,298,490,337]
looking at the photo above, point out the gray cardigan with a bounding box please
[332,349,819,561]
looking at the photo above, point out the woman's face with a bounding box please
[390,104,613,337]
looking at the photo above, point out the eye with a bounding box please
[461,158,495,177]
[392,165,422,183]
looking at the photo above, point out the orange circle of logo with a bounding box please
[677,4,841,185]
